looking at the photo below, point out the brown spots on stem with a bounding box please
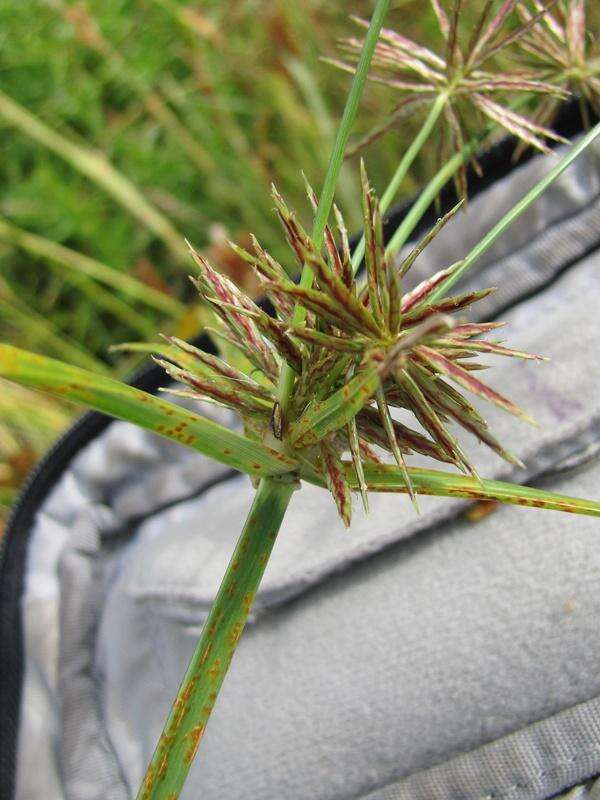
[140,767,155,800]
[211,611,225,634]
[156,752,168,781]
[228,620,243,647]
[180,676,198,703]
[199,642,213,668]
[206,659,222,682]
[171,697,189,731]
[184,725,205,764]
[243,593,253,614]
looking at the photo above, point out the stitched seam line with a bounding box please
[479,744,600,800]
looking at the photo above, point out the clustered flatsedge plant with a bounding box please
[0,2,599,798]
[330,0,572,198]
[516,1,600,131]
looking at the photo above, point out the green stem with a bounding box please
[136,477,295,800]
[351,93,448,273]
[384,128,487,259]
[0,90,190,263]
[277,0,392,417]
[427,120,600,305]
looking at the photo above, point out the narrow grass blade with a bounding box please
[0,293,108,374]
[0,90,189,263]
[345,463,600,517]
[0,345,296,477]
[0,216,185,318]
[277,0,392,412]
[427,122,600,305]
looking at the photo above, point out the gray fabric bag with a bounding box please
[2,125,600,800]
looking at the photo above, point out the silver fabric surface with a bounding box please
[15,139,600,800]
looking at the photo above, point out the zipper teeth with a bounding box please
[0,412,99,558]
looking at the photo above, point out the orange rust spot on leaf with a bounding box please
[184,725,205,764]
[228,619,243,647]
[181,676,198,702]
[199,642,213,668]
[157,753,168,781]
[171,697,188,730]
[207,659,222,681]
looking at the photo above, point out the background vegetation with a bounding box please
[0,0,597,523]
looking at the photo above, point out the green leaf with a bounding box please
[0,344,297,477]
[341,463,600,517]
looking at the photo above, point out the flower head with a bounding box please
[330,1,569,196]
[158,173,545,525]
[515,1,600,135]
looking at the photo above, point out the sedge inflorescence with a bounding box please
[515,1,600,134]
[156,166,544,526]
[331,1,571,196]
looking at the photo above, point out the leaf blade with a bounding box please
[347,463,600,517]
[0,345,296,477]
